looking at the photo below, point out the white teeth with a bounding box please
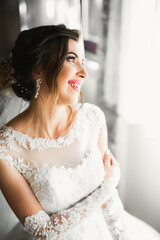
[71,83,78,87]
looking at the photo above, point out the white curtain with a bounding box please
[104,0,160,232]
[118,0,160,139]
[19,0,81,30]
[104,0,160,139]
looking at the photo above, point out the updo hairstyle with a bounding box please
[0,25,80,101]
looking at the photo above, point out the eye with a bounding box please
[81,61,86,69]
[81,61,85,66]
[66,56,76,63]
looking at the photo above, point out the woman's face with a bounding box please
[57,39,87,105]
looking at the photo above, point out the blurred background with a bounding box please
[0,0,160,238]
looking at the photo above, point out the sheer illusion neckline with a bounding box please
[2,103,83,150]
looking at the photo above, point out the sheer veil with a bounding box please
[0,89,29,128]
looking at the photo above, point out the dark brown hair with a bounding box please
[0,24,80,101]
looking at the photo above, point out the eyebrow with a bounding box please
[67,52,78,57]
[67,51,84,62]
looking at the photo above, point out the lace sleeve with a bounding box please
[23,177,117,240]
[102,189,129,240]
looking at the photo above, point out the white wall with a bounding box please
[116,117,160,232]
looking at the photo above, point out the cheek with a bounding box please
[58,66,75,87]
[60,63,75,77]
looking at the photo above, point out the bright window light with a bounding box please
[67,5,80,29]
[19,1,27,16]
[87,60,100,70]
[46,0,54,19]
[118,0,160,129]
[21,24,28,31]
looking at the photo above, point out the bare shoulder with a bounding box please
[6,109,28,132]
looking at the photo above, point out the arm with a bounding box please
[102,189,129,240]
[97,109,129,239]
[0,158,118,240]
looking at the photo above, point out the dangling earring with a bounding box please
[35,78,42,98]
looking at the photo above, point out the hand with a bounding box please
[103,149,121,182]
[102,150,121,209]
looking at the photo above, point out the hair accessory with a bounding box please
[9,53,15,82]
[3,52,15,84]
[35,78,42,98]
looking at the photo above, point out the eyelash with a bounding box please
[66,56,76,63]
[66,56,85,66]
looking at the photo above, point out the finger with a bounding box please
[105,149,110,156]
[104,155,112,167]
[103,154,107,165]
[110,152,119,165]
[103,150,109,163]
[110,157,113,166]
[102,203,106,209]
[103,149,110,163]
[105,149,115,167]
[111,156,119,166]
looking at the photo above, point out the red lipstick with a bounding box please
[68,80,81,92]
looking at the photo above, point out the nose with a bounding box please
[76,64,88,79]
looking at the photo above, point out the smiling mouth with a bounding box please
[68,80,81,92]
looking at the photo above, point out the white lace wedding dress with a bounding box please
[0,102,130,240]
[1,100,160,240]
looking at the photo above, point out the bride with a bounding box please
[0,24,159,240]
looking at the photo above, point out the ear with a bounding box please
[32,71,42,80]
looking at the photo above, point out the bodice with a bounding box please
[24,148,105,213]
[0,103,106,214]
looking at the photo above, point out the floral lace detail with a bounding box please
[1,105,84,151]
[23,178,117,240]
[0,145,7,152]
[0,143,100,175]
[102,190,129,240]
[0,103,104,152]
[0,152,32,174]
[0,127,22,152]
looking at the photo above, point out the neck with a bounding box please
[23,98,73,139]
